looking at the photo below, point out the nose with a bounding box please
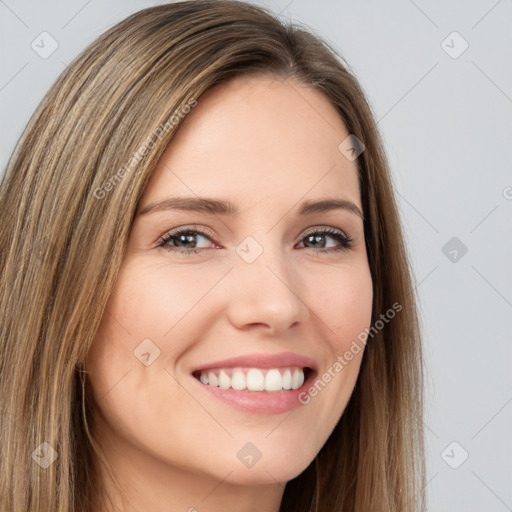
[224,243,309,336]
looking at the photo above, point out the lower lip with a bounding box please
[191,370,316,415]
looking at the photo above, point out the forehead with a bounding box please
[141,74,361,211]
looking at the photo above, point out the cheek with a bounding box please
[311,262,373,351]
[84,258,230,418]
[290,262,372,434]
[107,262,207,339]
[89,258,226,360]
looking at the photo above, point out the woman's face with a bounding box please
[86,74,373,488]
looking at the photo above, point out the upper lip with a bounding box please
[191,351,317,373]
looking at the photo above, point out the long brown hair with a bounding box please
[0,1,426,510]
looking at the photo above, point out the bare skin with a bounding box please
[85,74,373,512]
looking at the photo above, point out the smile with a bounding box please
[189,352,318,415]
[193,366,310,392]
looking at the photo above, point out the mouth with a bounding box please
[189,352,317,415]
[192,366,314,392]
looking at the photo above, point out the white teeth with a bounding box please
[231,370,246,391]
[291,368,304,389]
[218,370,231,390]
[208,371,218,387]
[264,369,282,392]
[282,369,292,390]
[246,369,265,391]
[197,367,306,392]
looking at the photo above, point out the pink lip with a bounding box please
[189,351,317,415]
[190,351,317,373]
[191,371,316,415]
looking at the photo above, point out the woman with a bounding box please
[0,1,426,510]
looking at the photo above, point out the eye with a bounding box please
[157,226,218,255]
[157,226,353,256]
[296,227,353,253]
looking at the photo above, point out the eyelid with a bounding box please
[157,224,219,248]
[158,224,350,243]
[157,224,354,254]
[301,225,349,238]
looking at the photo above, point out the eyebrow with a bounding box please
[138,196,364,220]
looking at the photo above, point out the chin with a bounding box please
[224,463,308,486]
[205,446,315,486]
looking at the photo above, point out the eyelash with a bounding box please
[157,226,353,256]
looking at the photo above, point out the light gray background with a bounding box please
[1,1,511,510]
